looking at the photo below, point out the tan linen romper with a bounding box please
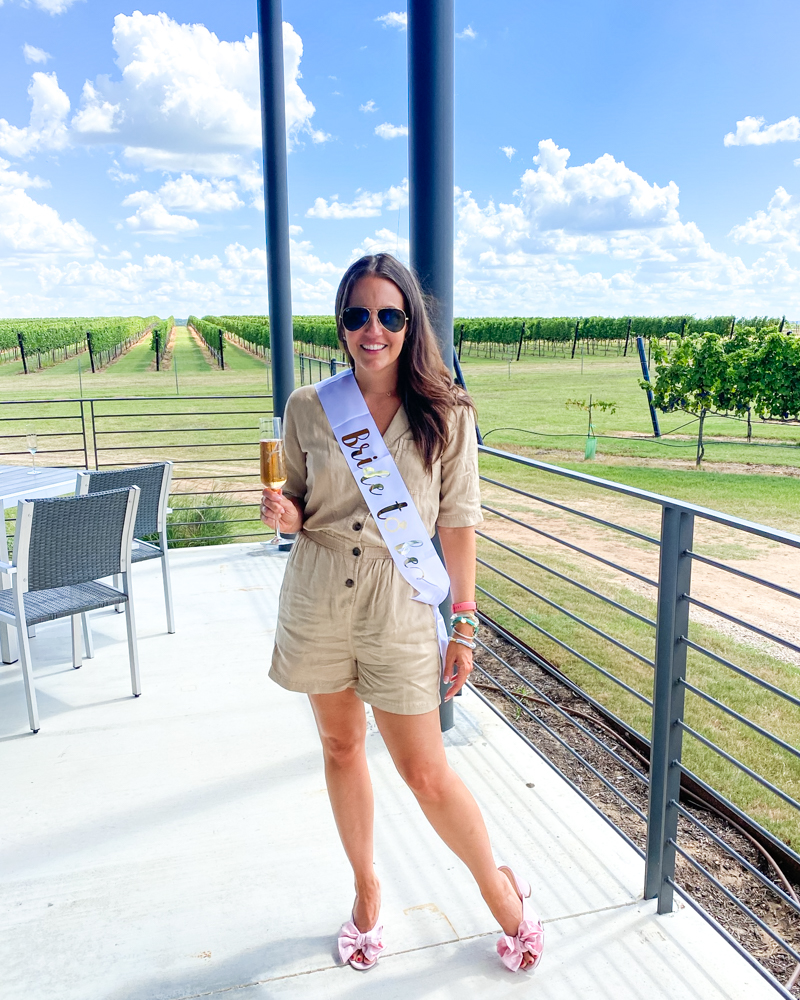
[269,384,482,715]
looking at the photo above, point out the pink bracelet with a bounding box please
[451,601,477,613]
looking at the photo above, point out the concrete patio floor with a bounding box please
[0,543,779,1000]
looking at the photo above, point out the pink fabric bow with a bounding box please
[337,920,385,965]
[496,917,544,972]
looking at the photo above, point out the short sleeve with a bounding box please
[436,403,483,528]
[281,390,308,503]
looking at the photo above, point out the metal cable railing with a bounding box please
[473,444,800,997]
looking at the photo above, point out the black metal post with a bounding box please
[645,507,694,910]
[457,323,464,360]
[636,336,661,437]
[516,321,526,362]
[16,332,28,375]
[571,318,580,358]
[154,331,161,371]
[408,0,455,731]
[86,330,96,373]
[257,0,295,418]
[408,0,454,371]
[623,317,631,357]
[218,329,225,370]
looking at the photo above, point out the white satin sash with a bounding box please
[315,369,450,664]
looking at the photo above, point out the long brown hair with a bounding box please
[335,253,473,470]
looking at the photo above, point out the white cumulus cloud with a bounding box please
[500,146,516,159]
[0,72,70,156]
[724,115,800,146]
[306,179,408,219]
[360,99,378,113]
[457,25,477,39]
[70,13,326,184]
[0,158,94,254]
[22,44,51,65]
[376,12,407,30]
[29,0,83,13]
[375,122,408,140]
[729,186,800,251]
[124,199,199,236]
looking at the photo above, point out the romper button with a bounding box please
[352,522,362,531]
[345,578,354,587]
[352,547,361,557]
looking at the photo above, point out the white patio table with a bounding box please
[0,464,81,662]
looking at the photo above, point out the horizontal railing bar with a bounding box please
[478,612,651,744]
[672,802,800,917]
[0,394,272,405]
[680,679,800,761]
[91,426,260,436]
[1,432,84,440]
[670,841,800,965]
[482,503,658,584]
[97,458,255,466]
[667,882,797,1000]
[479,474,660,545]
[472,663,648,821]
[677,724,800,812]
[478,529,657,622]
[477,555,655,667]
[687,550,800,603]
[676,763,800,869]
[0,414,83,422]
[93,443,256,452]
[168,532,271,545]
[93,408,272,419]
[477,584,653,707]
[684,595,800,655]
[479,445,800,548]
[476,638,649,786]
[680,637,800,708]
[167,517,264,527]
[467,682,647,858]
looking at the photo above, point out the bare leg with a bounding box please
[309,690,380,961]
[373,706,533,965]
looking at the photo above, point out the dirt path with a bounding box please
[480,486,800,667]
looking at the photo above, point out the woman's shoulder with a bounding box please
[286,384,325,412]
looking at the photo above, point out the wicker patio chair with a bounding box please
[0,487,140,734]
[76,462,174,634]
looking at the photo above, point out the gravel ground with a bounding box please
[472,622,800,996]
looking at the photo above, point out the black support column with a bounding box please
[408,0,456,730]
[408,0,455,371]
[257,0,295,418]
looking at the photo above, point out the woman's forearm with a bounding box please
[437,525,476,605]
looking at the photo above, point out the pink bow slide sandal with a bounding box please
[337,914,385,972]
[496,866,544,973]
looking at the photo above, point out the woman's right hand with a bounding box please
[260,489,304,534]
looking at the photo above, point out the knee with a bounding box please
[399,760,452,804]
[320,732,364,769]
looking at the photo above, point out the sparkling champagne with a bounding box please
[260,439,287,491]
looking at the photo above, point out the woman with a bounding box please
[260,253,543,973]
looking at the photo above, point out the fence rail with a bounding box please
[473,444,800,997]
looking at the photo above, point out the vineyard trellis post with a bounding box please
[516,321,525,362]
[16,332,28,375]
[623,317,631,357]
[571,318,580,358]
[86,330,96,373]
[218,329,225,370]
[637,335,661,437]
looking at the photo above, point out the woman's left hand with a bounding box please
[443,641,474,701]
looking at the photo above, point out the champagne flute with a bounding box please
[26,431,38,475]
[260,417,287,544]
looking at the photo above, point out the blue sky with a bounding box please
[1,0,800,318]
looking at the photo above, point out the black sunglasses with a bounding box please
[340,306,409,334]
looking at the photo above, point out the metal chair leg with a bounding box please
[160,547,175,634]
[71,616,83,669]
[113,573,123,613]
[81,613,94,658]
[17,620,39,733]
[122,575,140,696]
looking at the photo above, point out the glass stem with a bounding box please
[275,488,282,543]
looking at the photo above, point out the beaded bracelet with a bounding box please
[451,613,479,632]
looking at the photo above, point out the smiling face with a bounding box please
[341,275,407,381]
